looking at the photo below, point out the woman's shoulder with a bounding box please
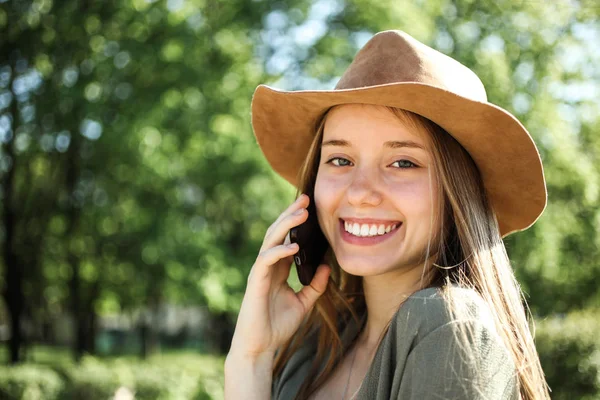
[366,286,518,399]
[369,285,518,399]
[390,284,498,342]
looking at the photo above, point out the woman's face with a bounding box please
[314,104,440,277]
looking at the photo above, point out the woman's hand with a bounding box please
[228,194,331,360]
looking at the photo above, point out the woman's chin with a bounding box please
[337,257,393,277]
[336,253,427,278]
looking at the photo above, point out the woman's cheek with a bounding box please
[389,178,426,196]
[389,179,434,210]
[315,173,346,203]
[315,174,346,237]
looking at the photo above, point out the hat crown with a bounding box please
[335,30,488,103]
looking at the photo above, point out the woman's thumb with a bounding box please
[296,264,331,312]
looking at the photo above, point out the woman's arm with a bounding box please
[223,195,330,399]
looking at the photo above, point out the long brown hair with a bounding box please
[273,106,550,399]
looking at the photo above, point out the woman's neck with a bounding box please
[359,264,432,347]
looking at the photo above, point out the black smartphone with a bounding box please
[289,200,329,285]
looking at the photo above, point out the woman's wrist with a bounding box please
[224,350,275,400]
[225,348,275,371]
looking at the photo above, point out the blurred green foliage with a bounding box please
[0,348,224,399]
[1,0,600,397]
[536,310,600,400]
[0,364,64,399]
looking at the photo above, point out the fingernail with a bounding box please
[294,208,305,216]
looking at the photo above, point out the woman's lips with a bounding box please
[339,219,401,246]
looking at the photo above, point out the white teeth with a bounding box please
[360,224,370,236]
[344,221,399,237]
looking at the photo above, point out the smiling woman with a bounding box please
[225,30,551,400]
[315,105,439,279]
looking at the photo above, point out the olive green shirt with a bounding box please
[272,286,519,399]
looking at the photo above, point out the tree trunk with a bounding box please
[83,282,100,355]
[2,62,23,364]
[139,320,148,359]
[139,307,159,359]
[209,311,234,354]
[65,131,83,362]
[69,254,85,362]
[5,258,23,364]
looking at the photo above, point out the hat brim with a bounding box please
[251,82,546,237]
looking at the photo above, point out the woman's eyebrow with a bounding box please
[384,140,426,150]
[322,139,350,147]
[321,139,425,150]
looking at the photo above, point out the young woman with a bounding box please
[225,30,551,399]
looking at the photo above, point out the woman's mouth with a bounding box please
[339,219,401,246]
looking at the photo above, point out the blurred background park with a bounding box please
[0,0,599,398]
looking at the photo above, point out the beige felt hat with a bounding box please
[251,30,546,237]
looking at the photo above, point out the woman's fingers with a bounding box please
[249,243,299,283]
[266,194,308,234]
[296,264,331,313]
[262,208,308,251]
[261,195,309,251]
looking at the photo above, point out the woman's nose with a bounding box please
[346,168,383,207]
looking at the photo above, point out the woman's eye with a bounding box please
[391,159,417,168]
[327,157,353,167]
